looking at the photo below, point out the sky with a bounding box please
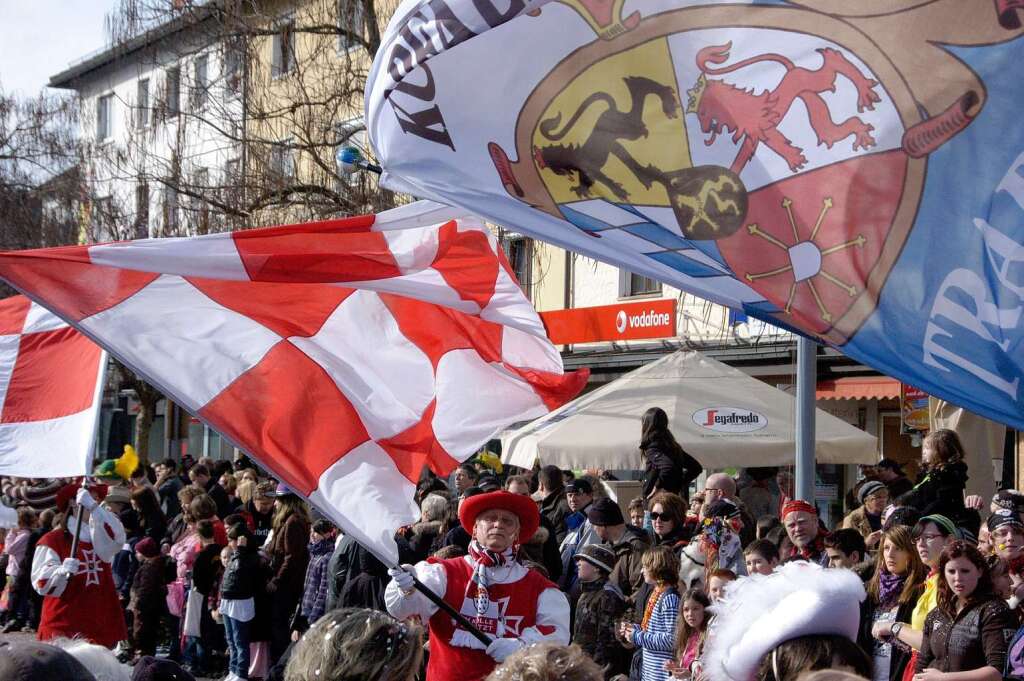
[0,2,111,98]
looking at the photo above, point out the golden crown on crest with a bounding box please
[686,73,707,114]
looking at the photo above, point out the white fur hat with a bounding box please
[703,562,865,681]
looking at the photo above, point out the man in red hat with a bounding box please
[780,499,829,566]
[30,483,128,648]
[385,490,570,681]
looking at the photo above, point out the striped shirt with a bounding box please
[633,589,680,681]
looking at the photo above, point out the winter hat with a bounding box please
[132,656,196,681]
[135,537,160,558]
[104,485,132,506]
[858,481,887,505]
[780,500,817,519]
[574,544,617,574]
[993,490,1024,514]
[586,497,624,526]
[987,508,1024,532]
[267,482,296,498]
[0,641,96,681]
[565,478,593,495]
[703,562,865,681]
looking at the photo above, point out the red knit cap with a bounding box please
[781,499,817,518]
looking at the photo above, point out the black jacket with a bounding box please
[204,479,232,519]
[573,579,630,679]
[220,544,262,600]
[641,443,703,500]
[897,461,968,517]
[539,490,572,543]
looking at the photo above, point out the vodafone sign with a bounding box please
[692,407,768,433]
[541,299,676,344]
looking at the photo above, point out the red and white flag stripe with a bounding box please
[0,201,586,562]
[0,296,106,478]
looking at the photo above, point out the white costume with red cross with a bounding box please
[385,552,570,681]
[31,500,127,648]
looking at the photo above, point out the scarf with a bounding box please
[641,584,668,631]
[467,540,516,617]
[877,567,907,609]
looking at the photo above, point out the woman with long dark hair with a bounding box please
[640,407,702,502]
[913,541,1015,681]
[863,526,928,681]
[130,486,167,542]
[266,487,312,663]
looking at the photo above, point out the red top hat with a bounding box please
[459,490,541,542]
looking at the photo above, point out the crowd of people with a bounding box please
[0,408,1019,681]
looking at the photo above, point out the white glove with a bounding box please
[486,637,523,662]
[61,557,81,576]
[75,488,98,511]
[388,565,415,593]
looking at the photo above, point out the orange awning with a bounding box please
[817,376,900,401]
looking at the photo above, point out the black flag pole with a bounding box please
[67,477,91,559]
[407,571,493,646]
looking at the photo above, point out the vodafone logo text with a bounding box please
[615,308,672,335]
[692,407,768,433]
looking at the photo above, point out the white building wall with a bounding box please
[72,29,242,241]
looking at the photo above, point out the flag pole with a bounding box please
[68,477,90,559]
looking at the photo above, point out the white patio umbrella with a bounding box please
[501,350,877,470]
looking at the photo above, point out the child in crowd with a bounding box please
[744,539,780,576]
[1,508,35,631]
[629,497,646,529]
[667,588,711,679]
[185,519,224,675]
[218,522,261,681]
[129,537,167,658]
[572,544,629,679]
[706,569,736,603]
[291,518,337,638]
[619,546,681,681]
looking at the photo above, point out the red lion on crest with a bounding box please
[686,42,882,175]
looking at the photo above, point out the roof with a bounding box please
[48,5,218,89]
[816,376,901,401]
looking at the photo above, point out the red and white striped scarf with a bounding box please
[467,540,517,616]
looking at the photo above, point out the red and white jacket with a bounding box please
[31,504,128,648]
[385,555,570,681]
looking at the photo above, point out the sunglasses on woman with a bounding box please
[650,512,674,521]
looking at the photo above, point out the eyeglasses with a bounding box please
[915,533,944,543]
[650,512,674,521]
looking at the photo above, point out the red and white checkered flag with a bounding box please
[0,201,586,561]
[0,296,106,477]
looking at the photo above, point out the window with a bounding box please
[269,142,296,182]
[134,183,149,239]
[96,94,113,141]
[337,0,365,51]
[165,66,181,118]
[272,19,296,77]
[619,269,662,297]
[136,79,150,129]
[223,158,241,207]
[224,39,244,97]
[503,237,533,297]
[193,54,209,110]
[163,184,179,233]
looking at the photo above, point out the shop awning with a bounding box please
[817,376,901,401]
